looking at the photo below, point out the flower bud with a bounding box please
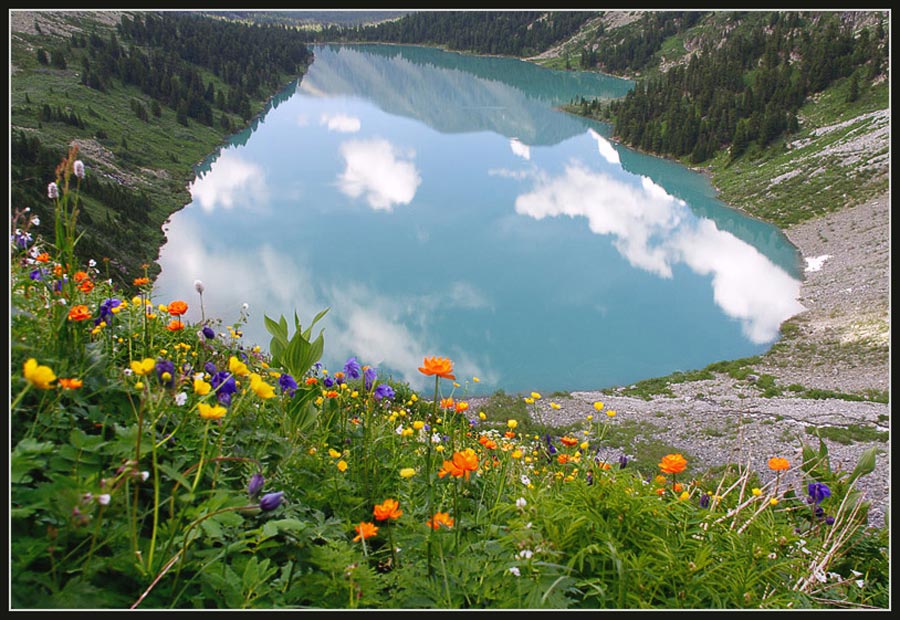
[259,491,284,511]
[248,472,265,499]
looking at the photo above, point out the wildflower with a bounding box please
[166,319,184,332]
[337,460,348,472]
[73,160,85,179]
[198,402,227,420]
[768,457,790,471]
[473,376,480,383]
[259,491,284,511]
[509,567,521,577]
[48,182,59,199]
[607,410,616,418]
[58,377,83,390]
[530,392,541,400]
[35,252,50,263]
[353,522,378,542]
[769,498,779,506]
[593,401,603,411]
[373,498,403,521]
[550,402,561,410]
[97,494,111,506]
[156,359,176,388]
[278,373,298,397]
[23,358,56,389]
[194,279,205,294]
[438,448,479,480]
[374,384,395,401]
[659,453,687,475]
[440,396,455,409]
[399,468,416,479]
[418,356,455,380]
[618,455,629,469]
[523,397,534,405]
[228,355,250,377]
[174,392,188,406]
[343,356,362,379]
[752,488,762,496]
[201,325,215,340]
[96,298,122,325]
[807,482,831,505]
[520,475,531,486]
[78,280,94,293]
[427,512,454,530]
[29,268,45,280]
[516,497,527,509]
[560,436,578,447]
[193,378,211,395]
[167,300,188,316]
[364,366,377,389]
[249,374,276,399]
[248,472,265,498]
[455,401,469,414]
[67,305,91,321]
[133,277,150,287]
[699,493,711,509]
[131,358,156,376]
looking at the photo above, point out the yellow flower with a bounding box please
[679,491,690,501]
[328,448,342,458]
[399,468,416,479]
[250,375,276,399]
[752,488,762,496]
[606,410,616,418]
[523,397,534,405]
[229,356,250,377]
[507,419,518,429]
[198,402,227,420]
[769,498,779,506]
[511,449,523,459]
[130,358,156,376]
[530,392,541,400]
[550,402,561,410]
[593,401,603,411]
[473,376,480,383]
[23,358,56,389]
[134,381,144,390]
[337,460,348,472]
[193,379,211,395]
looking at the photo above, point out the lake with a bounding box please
[154,44,806,394]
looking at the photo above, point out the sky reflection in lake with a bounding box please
[155,44,804,393]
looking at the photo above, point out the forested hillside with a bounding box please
[11,11,313,290]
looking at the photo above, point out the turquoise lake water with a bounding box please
[154,44,806,394]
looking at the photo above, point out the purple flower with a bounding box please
[259,491,284,512]
[217,392,232,406]
[211,371,237,397]
[699,493,710,509]
[373,383,395,401]
[204,361,218,375]
[322,376,334,388]
[364,366,377,390]
[807,482,831,505]
[824,515,835,525]
[344,356,361,379]
[29,268,45,281]
[618,455,629,469]
[156,359,176,388]
[248,472,265,499]
[544,434,557,456]
[95,298,122,325]
[12,230,32,249]
[278,373,298,396]
[202,325,216,340]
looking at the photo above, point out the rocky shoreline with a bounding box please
[471,193,890,528]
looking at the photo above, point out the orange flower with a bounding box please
[451,448,479,480]
[67,305,91,321]
[418,356,455,380]
[427,512,454,530]
[353,522,378,542]
[78,280,94,293]
[438,458,464,479]
[73,270,89,283]
[768,457,790,472]
[35,252,50,263]
[440,396,455,409]
[557,454,569,464]
[58,377,83,390]
[478,436,497,450]
[166,319,184,332]
[560,436,579,447]
[325,390,339,398]
[305,377,318,385]
[373,498,403,521]
[659,453,688,475]
[167,300,188,316]
[504,431,516,439]
[133,276,150,287]
[454,401,469,414]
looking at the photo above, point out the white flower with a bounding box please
[855,579,865,588]
[431,432,443,444]
[73,160,85,179]
[175,392,188,406]
[241,302,249,311]
[30,215,40,226]
[140,471,150,481]
[194,279,205,294]
[123,368,134,377]
[97,494,111,506]
[517,549,533,560]
[520,475,531,486]
[47,182,59,199]
[515,497,527,509]
[508,567,520,577]
[88,259,96,267]
[395,424,405,435]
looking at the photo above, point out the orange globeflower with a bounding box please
[440,396,455,410]
[560,436,579,447]
[133,276,150,287]
[78,280,94,293]
[58,377,83,390]
[35,252,51,263]
[427,512,454,530]
[373,498,403,521]
[166,319,185,332]
[167,300,188,316]
[353,522,378,542]
[67,305,91,321]
[768,457,790,471]
[73,271,89,283]
[659,453,688,475]
[451,448,479,480]
[455,401,469,414]
[418,356,456,380]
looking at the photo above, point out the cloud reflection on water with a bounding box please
[188,150,269,213]
[336,138,422,211]
[514,159,805,344]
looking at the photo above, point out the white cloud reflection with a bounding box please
[514,162,805,343]
[337,138,422,211]
[188,151,269,213]
[320,112,361,133]
[509,137,531,160]
[588,128,621,165]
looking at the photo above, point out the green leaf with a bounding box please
[11,439,55,484]
[848,446,877,484]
